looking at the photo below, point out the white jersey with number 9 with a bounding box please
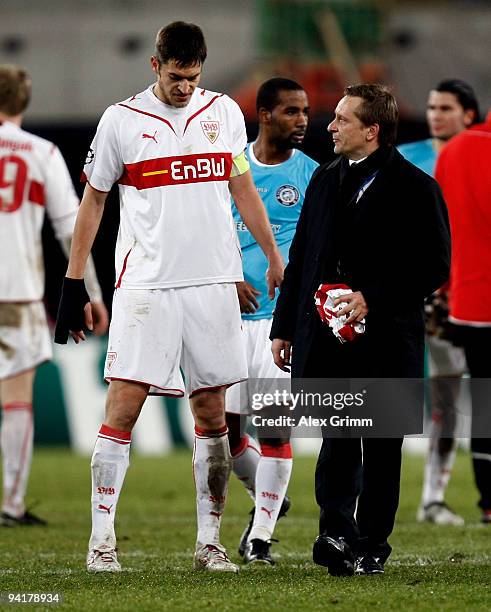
[0,120,79,301]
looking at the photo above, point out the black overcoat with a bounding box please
[270,147,451,378]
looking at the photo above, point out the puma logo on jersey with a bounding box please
[142,130,158,143]
[98,504,113,514]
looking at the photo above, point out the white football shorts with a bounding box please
[427,335,467,378]
[0,301,52,380]
[104,283,247,396]
[226,318,290,415]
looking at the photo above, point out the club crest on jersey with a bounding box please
[85,148,95,165]
[276,184,300,207]
[201,121,220,144]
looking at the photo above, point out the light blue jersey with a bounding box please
[397,138,436,177]
[233,142,318,320]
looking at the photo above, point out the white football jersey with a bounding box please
[82,85,246,289]
[0,120,79,301]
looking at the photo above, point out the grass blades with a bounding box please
[0,449,489,611]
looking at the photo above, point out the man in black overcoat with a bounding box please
[270,84,451,576]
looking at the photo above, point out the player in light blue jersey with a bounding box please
[226,78,318,565]
[398,80,479,527]
[397,138,436,176]
[235,140,318,320]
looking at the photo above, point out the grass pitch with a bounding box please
[0,448,489,611]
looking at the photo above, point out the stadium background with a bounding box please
[1,0,490,451]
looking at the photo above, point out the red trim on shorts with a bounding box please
[247,442,262,456]
[2,402,32,411]
[104,376,185,398]
[1,360,49,382]
[260,442,293,459]
[183,94,223,134]
[189,378,247,398]
[115,248,132,288]
[195,425,228,439]
[117,103,177,135]
[230,435,249,457]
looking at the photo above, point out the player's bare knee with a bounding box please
[190,388,226,430]
[104,399,140,431]
[0,368,35,405]
[194,410,225,431]
[105,412,138,432]
[105,380,148,431]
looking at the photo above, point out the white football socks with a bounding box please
[1,402,33,517]
[421,378,459,506]
[231,434,261,500]
[422,426,457,506]
[249,444,293,542]
[194,426,231,546]
[89,425,130,551]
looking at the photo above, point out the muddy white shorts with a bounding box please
[427,335,466,378]
[0,301,52,380]
[104,283,247,396]
[226,318,290,415]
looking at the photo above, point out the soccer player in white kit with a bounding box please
[226,78,318,565]
[54,22,283,573]
[0,65,107,526]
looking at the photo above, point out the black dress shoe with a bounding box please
[312,535,354,577]
[355,555,384,575]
